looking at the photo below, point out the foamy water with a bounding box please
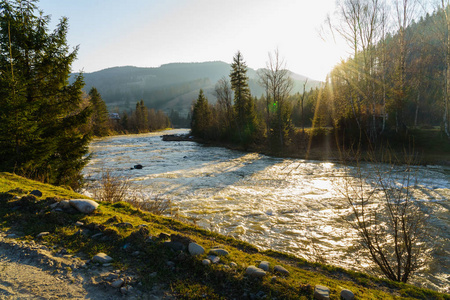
[83,129,450,292]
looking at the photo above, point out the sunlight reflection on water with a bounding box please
[83,129,449,293]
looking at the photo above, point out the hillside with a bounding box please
[1,172,448,299]
[72,62,321,116]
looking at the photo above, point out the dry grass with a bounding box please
[90,169,171,215]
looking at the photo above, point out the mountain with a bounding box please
[72,61,321,116]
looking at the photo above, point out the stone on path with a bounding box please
[93,253,113,264]
[258,261,270,271]
[111,279,124,288]
[69,199,99,214]
[314,285,330,300]
[274,265,290,276]
[245,265,266,278]
[341,289,355,300]
[188,242,205,256]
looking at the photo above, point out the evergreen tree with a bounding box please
[134,100,148,132]
[89,87,109,137]
[230,51,257,144]
[0,0,91,188]
[191,89,211,139]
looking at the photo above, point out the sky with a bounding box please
[38,0,350,81]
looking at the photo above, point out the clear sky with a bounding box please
[38,0,350,81]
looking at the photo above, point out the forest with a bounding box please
[191,1,450,159]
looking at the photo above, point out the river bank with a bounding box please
[83,129,450,293]
[1,172,448,299]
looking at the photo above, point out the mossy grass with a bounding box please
[0,172,448,299]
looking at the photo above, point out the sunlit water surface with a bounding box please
[83,129,449,292]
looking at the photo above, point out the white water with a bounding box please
[83,129,450,293]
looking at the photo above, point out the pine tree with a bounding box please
[89,87,109,137]
[0,0,91,189]
[230,51,257,144]
[191,89,211,139]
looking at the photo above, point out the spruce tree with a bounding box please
[230,51,257,144]
[89,87,109,137]
[0,0,91,189]
[191,89,211,139]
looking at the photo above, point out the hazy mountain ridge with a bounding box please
[72,61,321,115]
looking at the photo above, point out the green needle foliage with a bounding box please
[0,0,91,189]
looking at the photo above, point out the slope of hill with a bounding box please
[72,61,321,116]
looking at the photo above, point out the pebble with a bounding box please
[207,255,220,264]
[75,221,84,227]
[188,242,205,256]
[91,233,103,239]
[149,272,157,277]
[258,261,270,271]
[209,248,229,256]
[341,289,355,300]
[106,274,120,281]
[111,279,124,288]
[202,259,211,266]
[36,232,50,238]
[314,285,330,300]
[166,261,175,267]
[229,262,238,268]
[274,265,290,276]
[245,266,266,278]
[30,190,42,197]
[92,253,113,264]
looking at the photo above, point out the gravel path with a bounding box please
[0,232,127,299]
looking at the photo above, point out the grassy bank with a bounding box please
[0,172,448,299]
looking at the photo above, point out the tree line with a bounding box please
[191,1,450,155]
[191,50,314,152]
[325,0,450,145]
[88,87,171,136]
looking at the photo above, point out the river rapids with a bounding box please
[83,129,449,293]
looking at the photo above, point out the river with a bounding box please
[82,129,449,293]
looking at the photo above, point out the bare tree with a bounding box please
[258,49,293,148]
[339,151,428,283]
[214,76,234,134]
[438,0,450,137]
[328,0,387,141]
[392,0,419,131]
[300,78,308,134]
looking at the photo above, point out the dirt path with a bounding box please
[0,232,131,299]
